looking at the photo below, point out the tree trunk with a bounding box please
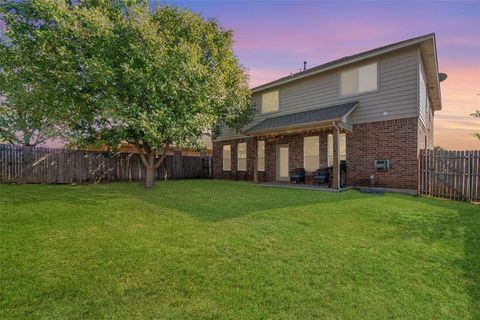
[145,165,155,188]
[135,142,169,189]
[144,153,156,188]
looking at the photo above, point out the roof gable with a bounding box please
[252,33,442,111]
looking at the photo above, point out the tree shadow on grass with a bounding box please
[1,180,371,221]
[383,196,480,318]
[128,180,373,222]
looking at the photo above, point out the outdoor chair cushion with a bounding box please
[290,168,306,183]
[313,168,330,184]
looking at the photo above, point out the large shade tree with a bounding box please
[1,0,253,187]
[0,0,114,145]
[0,0,69,146]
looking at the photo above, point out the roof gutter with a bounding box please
[243,117,343,136]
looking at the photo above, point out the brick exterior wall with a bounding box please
[213,116,432,190]
[212,137,256,181]
[346,117,420,189]
[213,130,331,182]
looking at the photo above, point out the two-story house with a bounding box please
[213,33,443,190]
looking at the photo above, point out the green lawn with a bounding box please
[0,180,479,319]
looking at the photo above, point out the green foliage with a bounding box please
[1,0,253,186]
[1,180,479,318]
[0,0,252,167]
[472,110,480,140]
[0,0,117,145]
[0,0,70,145]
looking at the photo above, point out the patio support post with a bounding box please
[332,123,340,190]
[253,136,258,184]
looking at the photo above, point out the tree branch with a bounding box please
[134,141,150,167]
[154,144,169,169]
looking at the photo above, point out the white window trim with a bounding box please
[339,61,379,98]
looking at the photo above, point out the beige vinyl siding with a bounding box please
[216,47,419,141]
[418,55,428,127]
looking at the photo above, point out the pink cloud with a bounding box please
[434,128,479,150]
[247,68,291,87]
[434,59,480,149]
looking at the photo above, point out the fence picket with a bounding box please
[0,144,211,184]
[419,148,479,202]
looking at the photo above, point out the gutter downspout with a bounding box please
[332,121,341,190]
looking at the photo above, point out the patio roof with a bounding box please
[242,101,358,136]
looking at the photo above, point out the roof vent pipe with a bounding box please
[303,61,307,71]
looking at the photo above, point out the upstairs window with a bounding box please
[261,90,279,113]
[340,62,378,96]
[222,145,231,171]
[304,136,319,172]
[257,140,265,172]
[237,142,247,171]
[327,133,347,167]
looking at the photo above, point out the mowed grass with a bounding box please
[0,180,479,319]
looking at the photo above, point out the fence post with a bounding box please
[0,144,213,184]
[418,149,422,196]
[467,151,472,202]
[209,156,213,178]
[423,150,431,195]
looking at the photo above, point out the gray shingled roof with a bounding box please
[243,102,358,135]
[252,33,435,92]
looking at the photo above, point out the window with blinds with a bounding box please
[222,145,231,171]
[303,136,319,172]
[257,140,265,172]
[340,62,378,96]
[237,142,247,171]
[261,90,279,113]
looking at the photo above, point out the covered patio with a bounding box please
[242,101,358,190]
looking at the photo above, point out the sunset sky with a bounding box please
[168,0,480,150]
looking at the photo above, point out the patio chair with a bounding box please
[289,168,306,184]
[312,168,330,186]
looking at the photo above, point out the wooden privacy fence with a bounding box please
[0,144,211,184]
[419,149,480,202]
